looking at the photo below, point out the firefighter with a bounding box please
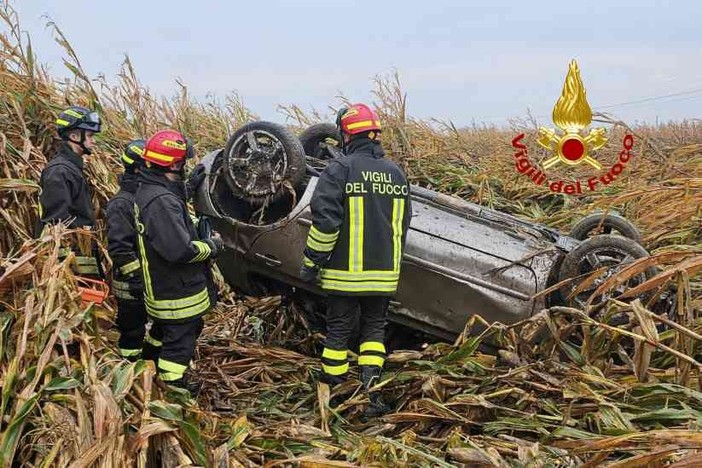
[300,103,412,417]
[36,106,103,276]
[135,129,222,389]
[105,140,162,362]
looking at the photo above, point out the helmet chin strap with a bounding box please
[165,169,185,177]
[164,163,186,177]
[66,129,92,155]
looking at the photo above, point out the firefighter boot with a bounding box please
[142,341,161,364]
[166,375,202,398]
[319,372,347,386]
[360,365,391,419]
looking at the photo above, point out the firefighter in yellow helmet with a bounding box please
[36,106,104,277]
[300,104,412,417]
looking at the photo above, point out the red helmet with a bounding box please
[336,103,381,136]
[142,130,188,167]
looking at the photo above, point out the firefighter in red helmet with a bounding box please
[300,103,412,417]
[106,139,160,362]
[134,129,222,391]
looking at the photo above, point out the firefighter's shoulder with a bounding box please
[319,158,350,181]
[139,192,185,220]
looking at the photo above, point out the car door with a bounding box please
[391,194,541,335]
[245,178,320,284]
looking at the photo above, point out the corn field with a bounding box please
[1,1,702,466]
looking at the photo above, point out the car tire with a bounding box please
[299,123,342,159]
[571,212,642,243]
[223,121,306,205]
[558,234,657,309]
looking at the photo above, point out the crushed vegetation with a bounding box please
[1,2,701,466]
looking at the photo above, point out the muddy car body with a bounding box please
[194,122,652,340]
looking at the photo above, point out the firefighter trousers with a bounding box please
[116,298,147,359]
[116,298,164,362]
[321,295,390,381]
[152,315,205,383]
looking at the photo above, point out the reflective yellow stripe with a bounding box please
[159,372,182,381]
[144,330,162,347]
[322,362,349,376]
[360,342,386,354]
[120,348,141,357]
[75,265,99,275]
[349,196,364,272]
[128,143,144,156]
[358,198,364,271]
[320,279,397,293]
[112,280,130,290]
[113,279,137,300]
[309,226,339,243]
[144,149,174,164]
[135,203,210,320]
[63,109,84,118]
[75,256,97,266]
[135,204,154,298]
[145,288,209,310]
[346,120,376,130]
[190,243,202,262]
[358,355,385,367]
[320,269,399,281]
[306,236,335,252]
[392,198,405,271]
[121,152,135,164]
[56,118,70,126]
[198,241,211,261]
[120,259,141,276]
[349,197,357,271]
[322,348,347,360]
[158,359,187,374]
[303,256,315,268]
[145,287,210,320]
[200,241,211,260]
[189,241,211,262]
[74,256,99,275]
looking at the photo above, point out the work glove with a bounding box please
[300,263,320,284]
[204,235,224,259]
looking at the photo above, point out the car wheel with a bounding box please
[558,235,657,310]
[299,123,342,171]
[223,121,305,205]
[571,212,642,243]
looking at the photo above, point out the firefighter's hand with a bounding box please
[205,231,224,258]
[300,264,320,284]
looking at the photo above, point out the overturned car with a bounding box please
[193,121,656,340]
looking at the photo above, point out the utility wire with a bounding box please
[464,85,702,124]
[595,86,702,110]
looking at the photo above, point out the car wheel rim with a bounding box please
[225,129,288,198]
[567,246,647,309]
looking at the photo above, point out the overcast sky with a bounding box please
[8,0,702,127]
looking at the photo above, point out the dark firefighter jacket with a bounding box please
[36,143,100,276]
[303,138,412,296]
[105,172,143,301]
[37,142,95,233]
[134,169,216,321]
